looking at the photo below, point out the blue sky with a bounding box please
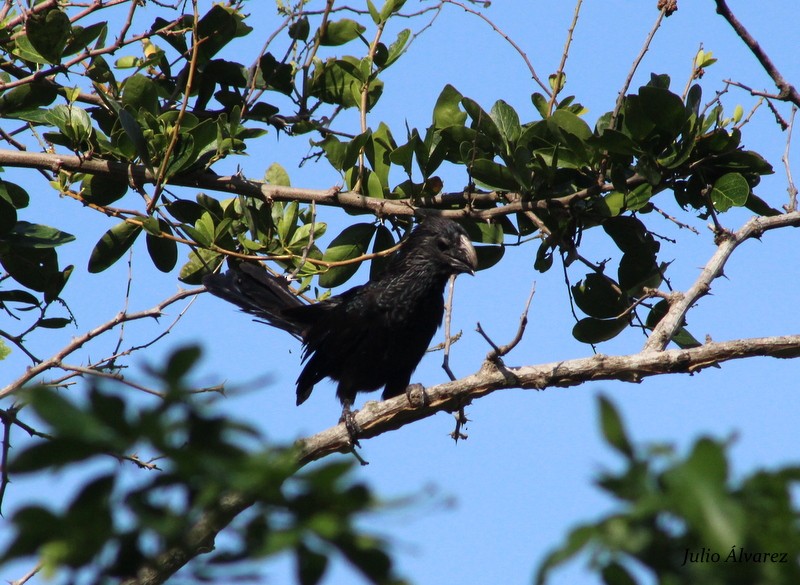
[2,1,800,584]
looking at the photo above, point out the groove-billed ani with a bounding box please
[203,216,478,425]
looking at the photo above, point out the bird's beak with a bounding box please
[455,234,478,275]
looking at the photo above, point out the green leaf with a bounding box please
[475,245,504,270]
[603,216,658,256]
[38,317,72,329]
[0,289,40,307]
[297,543,328,585]
[369,224,395,281]
[179,248,222,284]
[117,108,151,166]
[383,28,410,68]
[258,53,295,95]
[10,440,103,473]
[63,21,107,56]
[491,100,521,145]
[81,174,129,206]
[531,92,549,118]
[197,4,240,62]
[645,299,701,350]
[380,0,407,20]
[0,340,9,361]
[266,162,291,187]
[29,387,121,445]
[163,345,202,384]
[662,437,743,550]
[618,252,662,297]
[638,85,687,135]
[572,273,628,319]
[588,128,641,156]
[45,104,93,147]
[289,16,310,40]
[572,317,628,344]
[601,562,637,585]
[146,220,178,273]
[0,193,17,236]
[745,192,781,217]
[368,123,397,191]
[470,159,519,191]
[87,221,142,273]
[320,19,366,46]
[432,84,466,129]
[0,247,58,292]
[0,181,29,210]
[549,109,592,140]
[310,58,383,109]
[597,395,634,458]
[462,97,504,150]
[601,184,653,216]
[711,172,749,212]
[0,81,58,115]
[3,221,75,248]
[25,7,72,64]
[319,223,377,288]
[122,74,160,116]
[165,199,204,224]
[535,524,595,585]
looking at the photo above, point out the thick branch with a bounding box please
[0,148,636,220]
[643,211,800,351]
[124,333,800,584]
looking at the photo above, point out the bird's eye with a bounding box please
[436,237,449,252]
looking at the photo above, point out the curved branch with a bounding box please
[124,332,800,584]
[714,0,800,107]
[643,211,800,351]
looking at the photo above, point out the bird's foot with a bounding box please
[450,406,469,443]
[339,404,362,449]
[405,383,429,408]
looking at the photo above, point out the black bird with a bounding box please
[203,216,478,427]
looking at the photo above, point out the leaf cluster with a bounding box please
[537,396,800,585]
[0,3,780,353]
[1,346,405,585]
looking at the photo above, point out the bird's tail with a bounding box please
[202,263,306,340]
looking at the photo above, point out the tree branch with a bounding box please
[0,288,202,400]
[124,332,800,584]
[643,211,800,352]
[0,148,641,221]
[714,0,800,107]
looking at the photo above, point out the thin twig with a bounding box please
[681,43,704,101]
[782,106,798,212]
[148,0,203,214]
[441,275,468,441]
[547,0,583,115]
[9,562,42,585]
[442,0,550,95]
[479,283,536,363]
[1,288,203,400]
[441,275,458,382]
[609,7,669,130]
[650,203,701,234]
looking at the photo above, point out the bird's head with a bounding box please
[406,216,478,276]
